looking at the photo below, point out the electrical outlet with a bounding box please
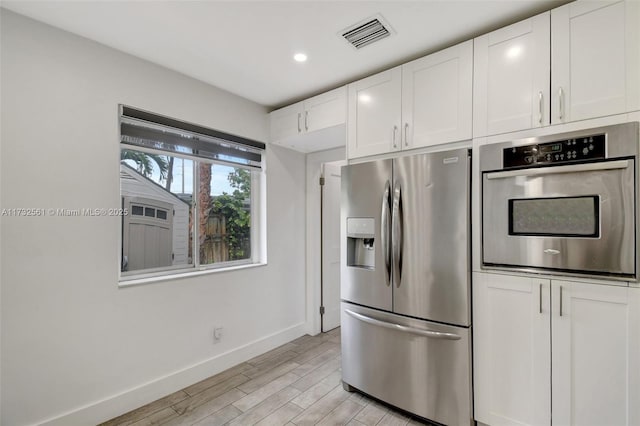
[213,326,223,343]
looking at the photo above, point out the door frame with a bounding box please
[320,160,346,332]
[305,147,346,335]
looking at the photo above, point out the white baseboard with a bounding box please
[39,322,308,426]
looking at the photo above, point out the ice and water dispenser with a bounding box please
[346,218,375,269]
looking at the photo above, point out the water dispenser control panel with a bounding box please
[346,218,375,269]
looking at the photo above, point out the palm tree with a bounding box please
[165,157,175,190]
[198,163,212,261]
[121,150,169,180]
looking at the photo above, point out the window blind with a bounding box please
[120,105,265,169]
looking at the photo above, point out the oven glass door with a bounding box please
[482,159,635,277]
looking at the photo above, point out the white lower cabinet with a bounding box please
[473,272,550,426]
[551,280,640,426]
[474,272,640,426]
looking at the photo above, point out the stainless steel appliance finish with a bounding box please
[341,148,472,426]
[341,159,393,311]
[341,302,472,426]
[480,122,639,280]
[393,153,471,326]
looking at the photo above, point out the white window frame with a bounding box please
[118,107,266,285]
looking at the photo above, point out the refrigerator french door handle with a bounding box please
[381,181,392,285]
[344,309,462,340]
[392,181,403,287]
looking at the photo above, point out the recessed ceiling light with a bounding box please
[294,53,308,63]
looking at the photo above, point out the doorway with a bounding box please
[305,147,345,336]
[320,160,345,331]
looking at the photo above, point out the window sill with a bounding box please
[118,262,268,288]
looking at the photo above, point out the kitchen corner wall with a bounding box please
[0,9,307,426]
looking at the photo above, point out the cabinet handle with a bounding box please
[559,285,563,317]
[558,87,565,121]
[538,92,543,125]
[297,113,302,133]
[404,123,409,147]
[539,283,543,314]
[392,125,398,148]
[304,111,309,131]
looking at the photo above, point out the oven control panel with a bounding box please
[503,134,606,169]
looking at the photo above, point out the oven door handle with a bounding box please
[485,160,630,180]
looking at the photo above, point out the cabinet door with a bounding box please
[304,86,346,133]
[551,1,640,124]
[552,281,640,426]
[473,12,550,137]
[269,101,304,143]
[473,272,550,426]
[347,67,402,159]
[402,40,472,149]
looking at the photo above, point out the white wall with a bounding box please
[0,10,307,426]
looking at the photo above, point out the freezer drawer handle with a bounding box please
[345,309,461,340]
[485,160,630,180]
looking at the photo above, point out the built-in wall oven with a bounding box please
[480,122,639,281]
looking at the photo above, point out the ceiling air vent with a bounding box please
[341,15,393,49]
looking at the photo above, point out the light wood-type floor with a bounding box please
[100,328,431,426]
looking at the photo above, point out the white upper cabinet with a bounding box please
[551,0,640,124]
[474,1,639,137]
[303,87,347,133]
[473,12,551,137]
[348,41,473,159]
[270,102,304,142]
[402,40,473,150]
[347,67,403,159]
[269,86,346,153]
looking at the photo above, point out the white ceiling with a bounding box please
[2,0,569,109]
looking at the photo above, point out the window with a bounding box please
[509,196,599,237]
[119,106,265,281]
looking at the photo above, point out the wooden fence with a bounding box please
[200,214,250,264]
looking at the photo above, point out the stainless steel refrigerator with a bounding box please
[340,148,472,426]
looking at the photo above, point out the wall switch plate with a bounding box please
[213,327,223,343]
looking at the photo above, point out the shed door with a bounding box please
[123,197,173,272]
